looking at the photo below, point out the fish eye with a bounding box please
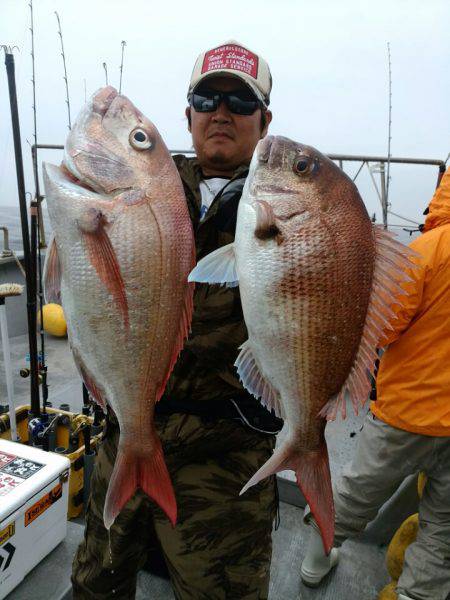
[293,156,316,176]
[129,128,153,150]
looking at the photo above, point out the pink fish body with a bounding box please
[43,87,195,528]
[190,135,415,553]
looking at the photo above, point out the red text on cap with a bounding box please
[201,44,259,79]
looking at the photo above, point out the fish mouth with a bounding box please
[59,163,97,194]
[59,158,132,199]
[61,86,135,198]
[43,162,103,206]
[61,86,119,194]
[91,86,119,118]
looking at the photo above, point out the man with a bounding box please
[300,167,450,600]
[72,41,282,600]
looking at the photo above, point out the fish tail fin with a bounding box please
[240,442,334,554]
[104,440,177,530]
[294,444,335,556]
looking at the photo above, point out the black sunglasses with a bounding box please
[189,88,262,116]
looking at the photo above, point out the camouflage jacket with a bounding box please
[157,155,282,432]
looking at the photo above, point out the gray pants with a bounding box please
[309,414,450,600]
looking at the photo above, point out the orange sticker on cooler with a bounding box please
[24,484,63,527]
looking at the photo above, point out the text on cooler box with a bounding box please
[0,523,15,547]
[24,483,63,527]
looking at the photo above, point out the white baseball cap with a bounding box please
[188,40,272,107]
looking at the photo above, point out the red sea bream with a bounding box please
[43,87,195,529]
[189,135,415,553]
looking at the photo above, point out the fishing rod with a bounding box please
[119,41,126,93]
[55,13,93,417]
[29,0,49,413]
[2,46,41,418]
[55,11,71,130]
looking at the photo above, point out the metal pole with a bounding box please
[379,163,388,228]
[436,164,446,188]
[0,300,18,440]
[3,50,41,417]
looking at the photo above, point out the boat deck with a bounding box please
[1,334,420,599]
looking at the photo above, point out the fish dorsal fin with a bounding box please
[188,243,238,287]
[320,226,419,421]
[155,246,196,401]
[235,340,284,419]
[72,347,108,413]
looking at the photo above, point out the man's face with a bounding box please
[186,76,272,177]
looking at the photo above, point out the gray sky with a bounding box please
[1,0,449,228]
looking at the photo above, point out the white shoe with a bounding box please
[300,521,339,587]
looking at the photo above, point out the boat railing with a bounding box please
[29,143,447,247]
[0,226,12,258]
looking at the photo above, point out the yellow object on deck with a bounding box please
[386,513,419,581]
[39,303,67,337]
[379,472,428,598]
[378,580,398,600]
[417,471,427,497]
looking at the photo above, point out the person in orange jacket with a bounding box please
[300,167,450,600]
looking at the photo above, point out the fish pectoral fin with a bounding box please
[78,210,129,329]
[235,340,284,419]
[104,438,177,530]
[188,243,238,287]
[240,442,334,555]
[43,236,62,305]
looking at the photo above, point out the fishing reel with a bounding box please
[20,351,46,382]
[20,367,44,382]
[28,412,52,449]
[28,409,72,452]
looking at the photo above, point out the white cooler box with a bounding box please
[0,439,70,599]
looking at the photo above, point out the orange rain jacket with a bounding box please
[371,167,450,436]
